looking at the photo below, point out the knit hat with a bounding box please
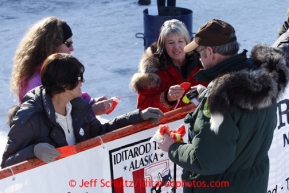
[60,22,73,43]
[184,19,237,52]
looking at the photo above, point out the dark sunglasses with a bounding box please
[77,73,84,82]
[64,41,73,48]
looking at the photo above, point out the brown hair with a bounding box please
[10,16,69,98]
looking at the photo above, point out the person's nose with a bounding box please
[173,42,180,49]
[70,45,74,52]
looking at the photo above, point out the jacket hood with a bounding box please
[208,44,289,133]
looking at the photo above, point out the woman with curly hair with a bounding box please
[10,16,111,116]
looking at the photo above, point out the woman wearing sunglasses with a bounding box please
[10,16,111,116]
[1,53,164,168]
[130,19,208,113]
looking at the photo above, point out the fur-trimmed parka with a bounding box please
[130,42,208,112]
[208,44,289,133]
[168,44,289,193]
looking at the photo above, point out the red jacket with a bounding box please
[130,43,208,113]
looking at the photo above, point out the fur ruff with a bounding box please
[209,44,289,133]
[130,43,167,91]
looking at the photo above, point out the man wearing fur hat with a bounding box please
[158,19,289,192]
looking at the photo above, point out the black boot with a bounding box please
[138,0,151,5]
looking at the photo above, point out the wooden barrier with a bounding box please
[0,104,196,180]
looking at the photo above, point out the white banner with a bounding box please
[267,86,289,193]
[1,89,289,193]
[0,120,186,193]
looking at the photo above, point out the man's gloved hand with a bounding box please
[158,133,175,152]
[33,143,60,163]
[140,107,165,124]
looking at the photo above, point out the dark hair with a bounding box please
[41,53,84,96]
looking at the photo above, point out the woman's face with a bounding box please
[164,33,186,62]
[56,37,74,54]
[67,76,85,99]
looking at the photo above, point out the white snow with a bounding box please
[0,0,286,156]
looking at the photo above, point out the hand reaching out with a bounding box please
[92,99,113,115]
[140,107,165,123]
[94,96,108,103]
[190,84,206,94]
[33,143,60,163]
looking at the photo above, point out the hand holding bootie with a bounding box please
[151,124,186,143]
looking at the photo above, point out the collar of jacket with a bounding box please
[19,86,91,126]
[41,89,91,125]
[193,50,248,82]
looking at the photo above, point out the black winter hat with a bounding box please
[60,22,73,43]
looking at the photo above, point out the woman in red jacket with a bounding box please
[130,19,208,113]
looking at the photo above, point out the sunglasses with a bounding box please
[77,73,84,82]
[64,41,73,48]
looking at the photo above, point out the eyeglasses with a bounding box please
[77,73,84,82]
[64,41,73,48]
[193,47,206,57]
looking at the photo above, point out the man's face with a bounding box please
[194,46,217,69]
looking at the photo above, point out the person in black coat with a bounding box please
[1,53,164,168]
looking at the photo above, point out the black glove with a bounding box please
[140,107,165,123]
[33,143,60,163]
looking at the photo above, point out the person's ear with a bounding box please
[207,47,214,56]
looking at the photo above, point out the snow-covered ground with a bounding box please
[0,0,286,156]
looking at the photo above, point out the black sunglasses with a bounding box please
[64,41,73,48]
